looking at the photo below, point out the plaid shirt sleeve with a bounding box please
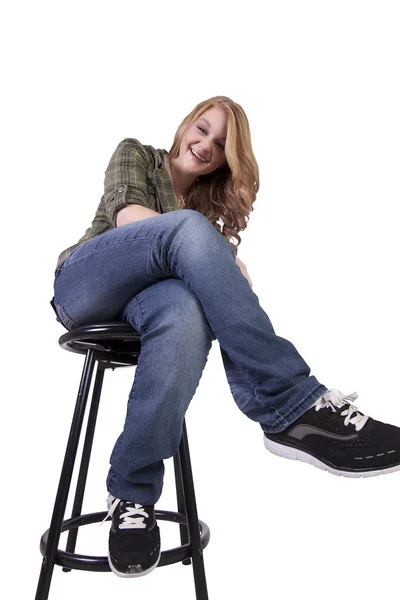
[103,138,150,226]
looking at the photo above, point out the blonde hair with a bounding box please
[168,95,260,254]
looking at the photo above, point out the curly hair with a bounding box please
[167,95,260,255]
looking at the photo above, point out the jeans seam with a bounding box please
[235,364,289,422]
[60,236,168,270]
[54,300,77,331]
[111,351,145,475]
[130,297,147,335]
[110,437,122,464]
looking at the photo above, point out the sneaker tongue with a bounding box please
[338,405,365,423]
[340,403,364,415]
[119,500,137,515]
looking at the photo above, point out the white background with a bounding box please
[1,1,399,599]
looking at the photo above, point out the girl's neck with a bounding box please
[164,153,197,197]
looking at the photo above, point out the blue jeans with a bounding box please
[51,209,328,504]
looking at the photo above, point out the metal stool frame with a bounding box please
[35,323,210,600]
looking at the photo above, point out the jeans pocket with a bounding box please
[52,299,77,331]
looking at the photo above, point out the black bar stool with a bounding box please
[35,322,210,600]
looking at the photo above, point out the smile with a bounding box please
[190,148,207,163]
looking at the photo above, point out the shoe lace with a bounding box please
[100,496,149,529]
[314,388,370,431]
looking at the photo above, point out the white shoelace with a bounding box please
[315,388,370,431]
[100,495,149,529]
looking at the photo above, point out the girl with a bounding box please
[50,95,400,578]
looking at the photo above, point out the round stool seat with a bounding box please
[59,322,142,367]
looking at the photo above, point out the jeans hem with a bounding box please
[106,481,160,506]
[260,383,329,434]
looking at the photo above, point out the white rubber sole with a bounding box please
[263,434,400,478]
[108,545,161,578]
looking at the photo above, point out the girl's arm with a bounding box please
[235,255,253,288]
[116,204,160,226]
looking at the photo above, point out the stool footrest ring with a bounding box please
[39,510,210,572]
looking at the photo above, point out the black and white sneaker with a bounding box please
[263,388,400,478]
[103,493,161,577]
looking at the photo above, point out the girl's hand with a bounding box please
[235,256,253,288]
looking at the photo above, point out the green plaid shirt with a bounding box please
[55,138,180,270]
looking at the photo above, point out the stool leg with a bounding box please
[62,363,106,571]
[179,419,209,600]
[173,448,191,566]
[35,349,96,600]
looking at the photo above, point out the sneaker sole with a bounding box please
[108,545,161,578]
[263,434,400,478]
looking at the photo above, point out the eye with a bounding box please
[197,126,225,151]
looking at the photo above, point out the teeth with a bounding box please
[191,148,206,162]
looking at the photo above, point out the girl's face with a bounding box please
[178,106,228,176]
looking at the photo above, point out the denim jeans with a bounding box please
[51,209,328,504]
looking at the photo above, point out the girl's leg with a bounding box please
[52,209,327,434]
[106,278,216,505]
